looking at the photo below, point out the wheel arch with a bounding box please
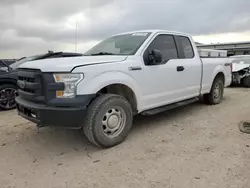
[214,72,225,84]
[209,65,226,91]
[97,83,138,114]
[77,71,142,112]
[0,78,17,87]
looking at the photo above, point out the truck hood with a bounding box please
[232,63,250,72]
[19,55,128,72]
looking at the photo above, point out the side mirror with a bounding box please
[149,49,162,64]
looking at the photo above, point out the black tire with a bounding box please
[203,77,224,105]
[83,94,133,148]
[242,76,250,87]
[0,84,18,110]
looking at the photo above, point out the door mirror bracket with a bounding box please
[148,49,162,65]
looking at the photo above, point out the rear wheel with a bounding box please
[83,94,133,148]
[0,84,18,110]
[203,77,224,105]
[242,76,250,87]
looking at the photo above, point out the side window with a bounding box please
[175,36,194,59]
[144,34,178,65]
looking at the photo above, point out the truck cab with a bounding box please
[15,30,232,148]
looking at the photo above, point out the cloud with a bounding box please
[1,0,250,58]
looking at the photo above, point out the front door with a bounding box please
[135,34,187,110]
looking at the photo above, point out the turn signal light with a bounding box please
[56,91,64,97]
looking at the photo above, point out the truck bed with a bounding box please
[201,57,232,94]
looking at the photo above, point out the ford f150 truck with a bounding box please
[15,30,232,148]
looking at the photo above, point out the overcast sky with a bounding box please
[1,0,250,58]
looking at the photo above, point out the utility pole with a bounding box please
[75,21,78,53]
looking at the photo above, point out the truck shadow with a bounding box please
[132,101,204,133]
[11,101,206,159]
[28,102,203,144]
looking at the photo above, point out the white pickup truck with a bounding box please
[16,30,232,148]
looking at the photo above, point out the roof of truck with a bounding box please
[114,29,191,37]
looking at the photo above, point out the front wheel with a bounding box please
[203,77,224,105]
[83,94,133,148]
[0,84,18,110]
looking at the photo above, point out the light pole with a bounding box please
[75,21,78,53]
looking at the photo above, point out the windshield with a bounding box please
[231,56,250,64]
[10,55,40,69]
[85,32,151,56]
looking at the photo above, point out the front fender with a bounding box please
[76,71,142,110]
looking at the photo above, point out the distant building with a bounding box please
[196,41,250,56]
[195,42,203,45]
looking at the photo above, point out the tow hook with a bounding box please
[36,124,45,133]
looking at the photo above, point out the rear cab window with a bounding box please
[175,36,194,59]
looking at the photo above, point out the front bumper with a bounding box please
[16,95,95,127]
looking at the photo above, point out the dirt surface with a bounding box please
[0,88,250,188]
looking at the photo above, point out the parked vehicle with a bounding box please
[0,51,83,110]
[0,59,16,68]
[230,55,250,87]
[15,30,232,148]
[0,60,19,110]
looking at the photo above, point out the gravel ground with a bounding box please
[0,88,250,188]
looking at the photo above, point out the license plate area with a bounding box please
[17,104,38,119]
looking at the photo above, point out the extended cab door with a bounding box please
[135,34,191,110]
[173,35,201,98]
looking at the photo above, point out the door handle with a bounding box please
[177,66,185,72]
[129,66,142,71]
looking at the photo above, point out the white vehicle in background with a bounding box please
[15,30,232,148]
[230,55,250,87]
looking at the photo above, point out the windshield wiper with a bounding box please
[90,52,117,56]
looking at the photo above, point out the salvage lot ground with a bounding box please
[0,88,250,188]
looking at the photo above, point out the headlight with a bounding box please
[53,73,83,98]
